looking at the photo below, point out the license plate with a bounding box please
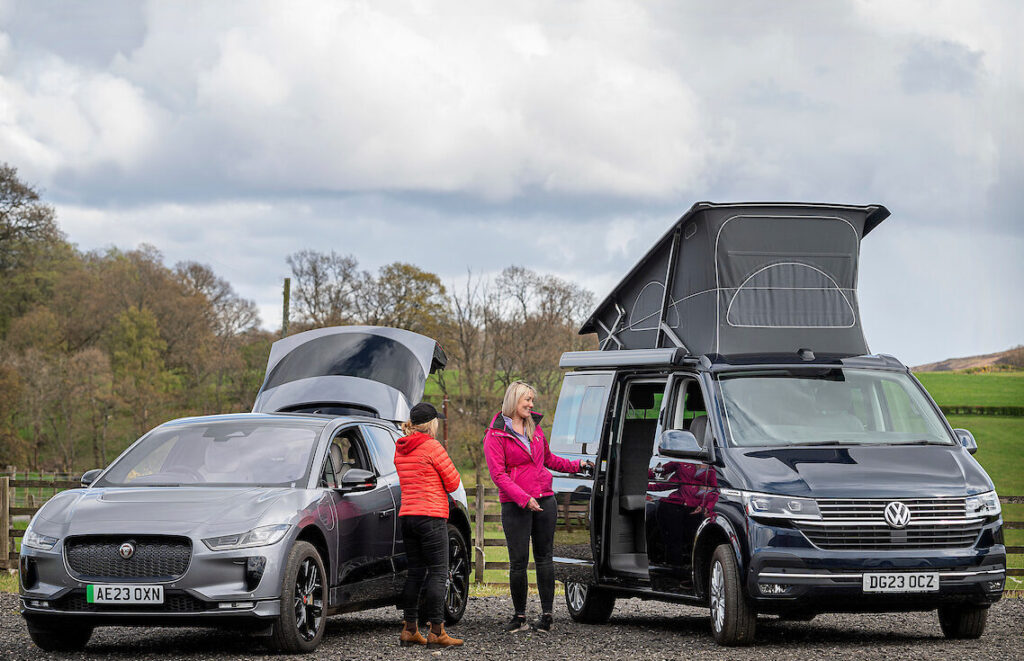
[86,584,164,604]
[862,572,939,593]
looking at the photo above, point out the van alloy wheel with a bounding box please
[566,581,587,612]
[710,560,726,633]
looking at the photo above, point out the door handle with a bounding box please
[378,508,395,519]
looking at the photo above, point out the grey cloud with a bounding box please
[901,39,983,96]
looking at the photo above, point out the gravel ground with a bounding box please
[1,592,1021,661]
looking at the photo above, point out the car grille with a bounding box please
[52,589,213,613]
[795,497,984,550]
[64,535,192,581]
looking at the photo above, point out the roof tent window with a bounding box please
[725,262,857,328]
[263,333,425,403]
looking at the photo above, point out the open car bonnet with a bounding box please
[252,326,447,420]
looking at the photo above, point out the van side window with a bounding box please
[550,373,614,455]
[669,378,707,433]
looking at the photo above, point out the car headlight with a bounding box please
[202,524,291,551]
[738,491,821,520]
[22,529,59,551]
[966,491,1001,518]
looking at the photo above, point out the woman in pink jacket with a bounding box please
[484,381,593,633]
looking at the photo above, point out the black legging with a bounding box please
[400,515,449,624]
[501,495,556,615]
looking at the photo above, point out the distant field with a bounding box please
[947,415,1024,495]
[915,371,1024,408]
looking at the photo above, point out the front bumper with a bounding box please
[745,518,1006,613]
[19,533,291,626]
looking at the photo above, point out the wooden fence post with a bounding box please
[0,476,9,570]
[474,483,485,584]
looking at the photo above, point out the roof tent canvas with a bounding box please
[580,202,890,357]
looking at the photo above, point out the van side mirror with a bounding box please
[953,428,978,455]
[338,469,377,493]
[657,430,708,461]
[80,469,103,487]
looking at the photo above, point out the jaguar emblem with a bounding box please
[883,502,911,529]
[118,542,135,560]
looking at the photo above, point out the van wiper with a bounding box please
[786,440,848,446]
[898,440,947,446]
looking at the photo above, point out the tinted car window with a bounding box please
[362,425,398,475]
[550,373,612,455]
[99,420,324,487]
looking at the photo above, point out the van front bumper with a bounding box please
[745,519,1006,613]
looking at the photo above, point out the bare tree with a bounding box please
[286,250,359,327]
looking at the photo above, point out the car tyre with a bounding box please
[938,604,988,639]
[708,544,756,646]
[26,617,93,651]
[443,524,470,626]
[564,580,616,624]
[268,541,327,653]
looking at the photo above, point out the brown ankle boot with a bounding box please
[427,623,464,648]
[400,621,427,647]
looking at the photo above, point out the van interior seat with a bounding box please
[689,415,708,447]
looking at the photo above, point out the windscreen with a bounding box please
[717,368,953,447]
[97,420,324,487]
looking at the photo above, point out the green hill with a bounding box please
[914,371,1024,408]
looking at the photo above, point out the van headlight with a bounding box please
[203,524,290,551]
[740,491,821,520]
[966,491,1001,518]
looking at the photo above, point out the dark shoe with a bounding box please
[503,615,529,633]
[426,624,463,648]
[400,621,427,647]
[532,613,553,633]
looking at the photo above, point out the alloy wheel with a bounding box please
[710,560,725,633]
[293,557,323,642]
[566,582,587,613]
[445,532,468,616]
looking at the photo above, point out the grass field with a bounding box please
[915,371,1024,408]
[946,415,1024,495]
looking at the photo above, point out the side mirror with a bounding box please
[80,469,103,487]
[338,469,377,493]
[657,430,708,461]
[953,428,978,455]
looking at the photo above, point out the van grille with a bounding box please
[65,535,192,581]
[795,497,984,550]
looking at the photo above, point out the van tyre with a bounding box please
[564,581,616,624]
[708,544,756,646]
[938,604,988,639]
[26,618,92,651]
[268,541,327,653]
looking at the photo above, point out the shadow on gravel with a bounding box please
[604,611,939,645]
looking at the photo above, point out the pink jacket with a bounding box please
[483,412,581,508]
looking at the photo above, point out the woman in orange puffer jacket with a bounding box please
[394,402,464,649]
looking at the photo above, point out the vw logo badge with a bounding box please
[884,502,911,529]
[118,542,135,560]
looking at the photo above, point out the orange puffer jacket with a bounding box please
[395,432,461,518]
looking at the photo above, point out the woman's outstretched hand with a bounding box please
[526,497,543,512]
[579,460,595,474]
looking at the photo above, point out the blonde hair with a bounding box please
[401,418,439,438]
[501,381,537,439]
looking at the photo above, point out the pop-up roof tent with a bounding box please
[580,202,890,357]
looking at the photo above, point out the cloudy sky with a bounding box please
[1,0,1020,366]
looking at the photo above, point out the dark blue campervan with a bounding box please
[547,203,1005,645]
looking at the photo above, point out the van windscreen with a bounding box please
[716,369,954,447]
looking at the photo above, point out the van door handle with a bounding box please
[378,508,395,519]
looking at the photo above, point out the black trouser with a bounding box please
[400,515,449,624]
[501,495,556,615]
